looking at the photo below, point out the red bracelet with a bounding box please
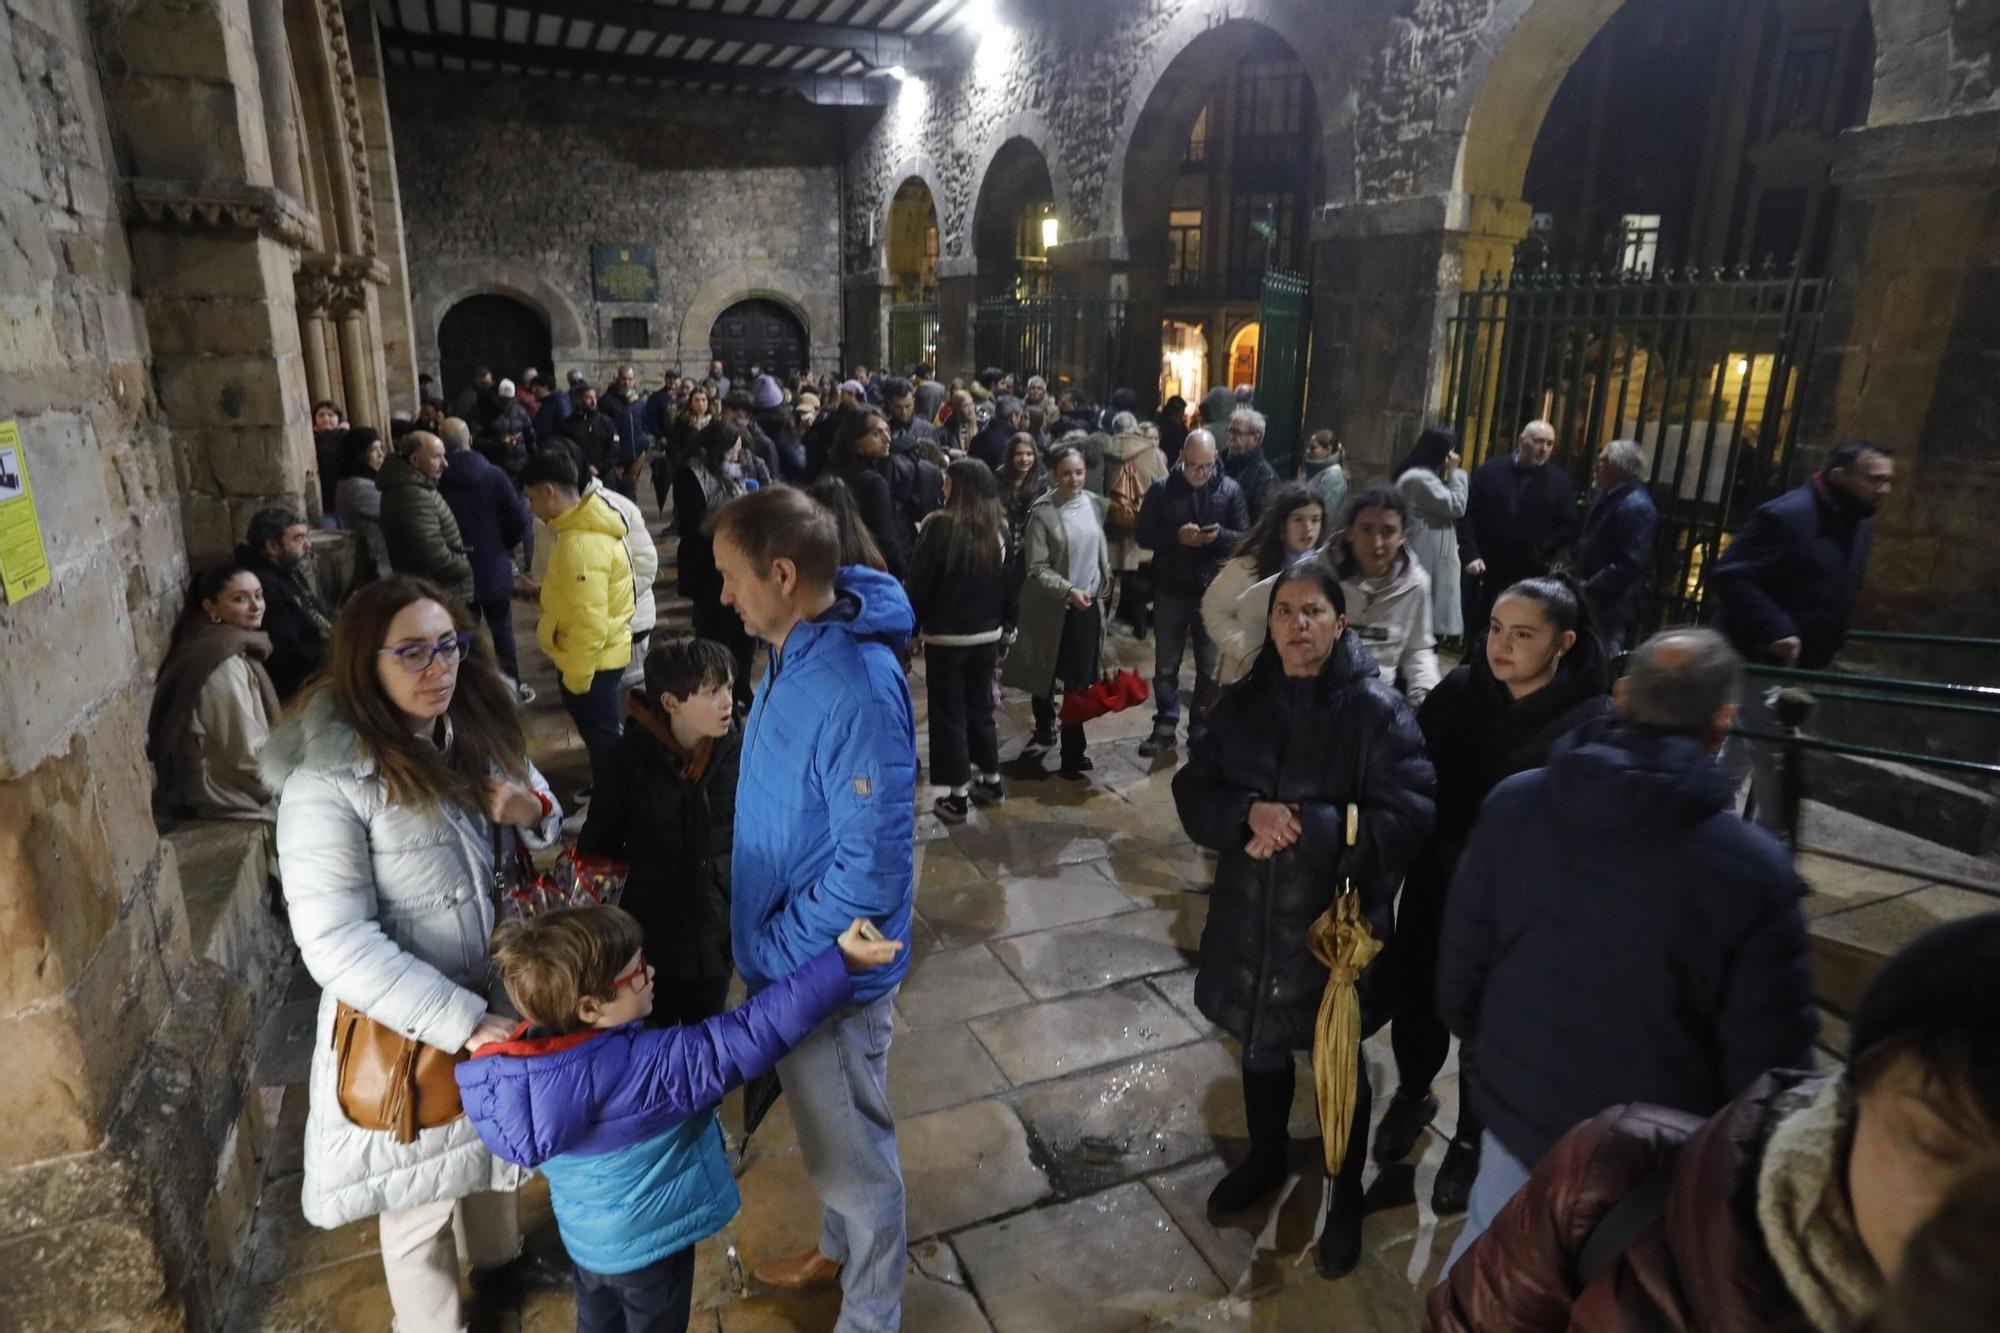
[534,790,554,820]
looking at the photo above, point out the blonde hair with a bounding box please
[491,905,645,1032]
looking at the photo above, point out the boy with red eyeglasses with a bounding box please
[457,905,901,1332]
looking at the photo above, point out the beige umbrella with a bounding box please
[1307,803,1383,1174]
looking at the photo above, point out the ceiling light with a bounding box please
[886,65,906,80]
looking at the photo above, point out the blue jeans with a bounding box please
[778,991,904,1332]
[574,1245,693,1333]
[1442,1130,1532,1276]
[1151,590,1217,733]
[560,667,626,789]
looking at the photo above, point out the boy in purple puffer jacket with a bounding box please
[456,905,901,1332]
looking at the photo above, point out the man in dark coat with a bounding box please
[1574,438,1660,652]
[377,430,476,608]
[1222,407,1278,520]
[881,376,941,458]
[1459,419,1580,628]
[235,506,331,701]
[1707,438,1892,831]
[438,418,532,695]
[560,384,627,490]
[1435,627,1817,1270]
[596,365,647,499]
[969,396,1024,474]
[1136,430,1249,756]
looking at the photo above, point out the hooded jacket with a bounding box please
[260,687,562,1228]
[1136,467,1250,598]
[377,453,476,607]
[1427,1071,1833,1333]
[1438,715,1817,1168]
[731,566,916,1005]
[456,947,851,1275]
[1708,476,1871,669]
[577,696,741,979]
[437,446,530,604]
[537,491,637,694]
[1174,631,1436,1050]
[1339,544,1442,702]
[1103,430,1169,569]
[586,479,658,637]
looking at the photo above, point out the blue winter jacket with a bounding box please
[455,946,851,1275]
[1707,476,1873,670]
[534,389,573,444]
[731,565,917,1004]
[1436,714,1816,1169]
[437,446,530,602]
[1574,481,1659,631]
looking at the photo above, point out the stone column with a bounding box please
[247,0,307,202]
[299,307,333,406]
[336,301,374,431]
[934,257,979,377]
[346,0,420,411]
[843,268,892,373]
[1309,193,1532,477]
[1809,111,2000,634]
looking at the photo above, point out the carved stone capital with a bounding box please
[124,178,319,249]
[297,253,388,316]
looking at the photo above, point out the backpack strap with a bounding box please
[1574,1163,1673,1286]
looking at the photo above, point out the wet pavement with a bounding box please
[222,502,1945,1330]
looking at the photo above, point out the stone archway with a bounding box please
[437,295,552,403]
[417,262,590,381]
[886,176,940,302]
[969,136,1058,301]
[677,274,828,375]
[960,111,1072,263]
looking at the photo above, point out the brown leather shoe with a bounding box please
[749,1249,842,1296]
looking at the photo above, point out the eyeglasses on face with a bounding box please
[607,954,651,996]
[377,632,474,674]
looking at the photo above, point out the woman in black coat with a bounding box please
[1372,574,1612,1213]
[673,418,758,716]
[828,403,907,578]
[1173,556,1435,1279]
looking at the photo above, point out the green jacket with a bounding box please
[377,454,476,607]
[1001,491,1110,699]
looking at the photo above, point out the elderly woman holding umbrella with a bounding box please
[1172,554,1435,1278]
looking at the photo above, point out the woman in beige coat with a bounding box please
[147,562,280,823]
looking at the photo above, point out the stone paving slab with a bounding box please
[1010,1038,1243,1194]
[1145,1154,1328,1299]
[987,905,1201,1000]
[895,941,1035,1030]
[919,861,1140,949]
[969,981,1199,1087]
[953,1182,1226,1333]
[901,1099,1053,1239]
[887,1023,1012,1117]
[1144,968,1218,1038]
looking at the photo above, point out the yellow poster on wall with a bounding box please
[0,421,52,603]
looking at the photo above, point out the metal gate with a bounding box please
[1254,269,1311,474]
[887,303,939,375]
[1441,262,1827,627]
[972,295,1131,403]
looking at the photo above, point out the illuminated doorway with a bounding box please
[1160,321,1207,406]
[1227,322,1261,391]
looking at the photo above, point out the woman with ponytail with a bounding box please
[1371,574,1613,1215]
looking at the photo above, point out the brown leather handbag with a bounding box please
[331,1001,468,1144]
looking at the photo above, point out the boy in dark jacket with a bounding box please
[458,905,900,1332]
[578,636,742,1026]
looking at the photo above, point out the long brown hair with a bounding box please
[306,576,527,810]
[923,458,1005,581]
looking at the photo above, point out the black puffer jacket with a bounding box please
[1175,631,1436,1050]
[576,695,742,980]
[1417,628,1612,850]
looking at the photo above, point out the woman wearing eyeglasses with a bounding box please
[259,575,568,1330]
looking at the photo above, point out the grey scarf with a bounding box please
[1756,1074,1883,1332]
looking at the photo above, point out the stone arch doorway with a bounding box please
[709,300,808,383]
[438,294,552,404]
[1119,20,1323,415]
[1227,323,1260,391]
[971,138,1056,301]
[887,177,939,303]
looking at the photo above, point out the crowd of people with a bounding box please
[149,355,1994,1333]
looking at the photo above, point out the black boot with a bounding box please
[1316,1177,1366,1279]
[1431,1132,1481,1216]
[1207,1064,1294,1217]
[1371,1086,1437,1165]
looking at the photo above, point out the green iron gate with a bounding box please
[972,295,1131,403]
[1441,261,1826,628]
[886,302,939,375]
[1253,269,1311,474]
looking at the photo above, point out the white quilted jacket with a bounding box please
[260,688,561,1229]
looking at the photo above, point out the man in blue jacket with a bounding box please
[438,418,533,699]
[1435,628,1816,1271]
[1707,439,1893,830]
[1574,438,1660,653]
[711,485,917,1330]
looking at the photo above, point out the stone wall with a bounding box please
[389,71,847,383]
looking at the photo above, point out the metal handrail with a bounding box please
[1848,630,2000,650]
[1743,662,2000,704]
[1731,729,2000,780]
[1783,685,2000,720]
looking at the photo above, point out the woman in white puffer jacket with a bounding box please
[1203,481,1329,685]
[260,575,565,1332]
